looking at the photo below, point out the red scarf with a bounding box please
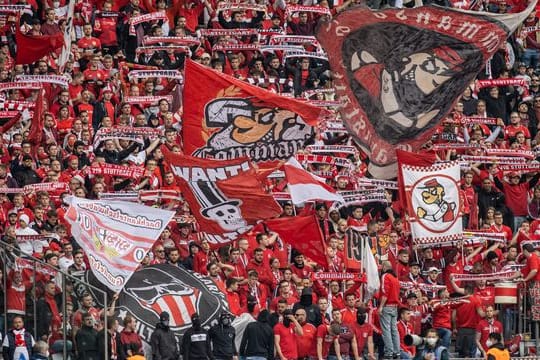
[44,292,62,329]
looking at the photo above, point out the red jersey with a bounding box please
[193,251,209,275]
[455,295,481,328]
[476,319,503,351]
[522,253,540,281]
[316,324,337,358]
[297,322,317,358]
[274,322,298,360]
[350,322,373,356]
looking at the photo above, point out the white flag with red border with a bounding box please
[400,159,462,244]
[283,158,344,205]
[64,196,174,292]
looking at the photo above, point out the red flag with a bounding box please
[264,215,327,268]
[15,27,64,65]
[182,59,328,164]
[164,151,282,246]
[27,88,43,145]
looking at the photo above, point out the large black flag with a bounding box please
[317,4,534,179]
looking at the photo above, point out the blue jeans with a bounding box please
[400,350,413,359]
[513,216,527,233]
[436,328,451,349]
[380,306,400,357]
[522,48,540,69]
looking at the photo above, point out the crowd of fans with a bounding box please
[0,0,540,359]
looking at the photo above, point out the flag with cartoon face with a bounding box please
[182,59,328,164]
[398,152,462,244]
[317,4,535,179]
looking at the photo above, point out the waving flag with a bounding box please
[164,151,282,246]
[317,3,535,179]
[15,26,64,65]
[182,59,326,164]
[265,215,327,267]
[64,197,174,292]
[283,157,344,205]
[397,151,462,245]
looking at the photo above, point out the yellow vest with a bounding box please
[486,347,510,360]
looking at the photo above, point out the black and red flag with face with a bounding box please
[317,4,535,179]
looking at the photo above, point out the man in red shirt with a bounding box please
[378,260,400,359]
[455,284,484,358]
[274,310,303,360]
[295,308,317,359]
[225,278,244,316]
[316,322,340,360]
[489,211,513,242]
[246,248,276,293]
[270,280,298,312]
[340,293,358,325]
[475,305,503,358]
[193,239,211,275]
[397,308,415,359]
[349,308,375,360]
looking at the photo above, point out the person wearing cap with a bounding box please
[150,311,180,360]
[423,267,443,299]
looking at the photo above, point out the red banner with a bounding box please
[182,59,327,164]
[165,151,282,246]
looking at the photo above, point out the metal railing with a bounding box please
[0,238,110,359]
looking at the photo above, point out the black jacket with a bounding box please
[97,329,126,360]
[150,322,179,360]
[209,324,237,359]
[181,327,213,360]
[75,325,100,360]
[239,312,274,360]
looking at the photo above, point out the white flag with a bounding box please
[64,196,174,292]
[362,235,380,299]
[58,0,75,72]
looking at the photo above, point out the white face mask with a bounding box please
[426,338,437,346]
[486,340,493,348]
[53,1,59,8]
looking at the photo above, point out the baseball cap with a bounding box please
[428,267,441,273]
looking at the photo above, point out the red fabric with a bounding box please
[264,215,327,268]
[27,89,44,146]
[522,253,540,281]
[15,27,64,65]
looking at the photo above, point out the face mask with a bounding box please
[161,320,169,327]
[356,313,366,325]
[192,318,201,329]
[53,1,59,8]
[426,338,437,346]
[486,340,493,348]
[283,318,291,327]
[222,318,231,326]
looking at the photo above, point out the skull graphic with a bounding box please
[201,200,248,232]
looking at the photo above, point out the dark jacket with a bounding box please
[150,322,179,360]
[94,142,138,164]
[35,296,59,338]
[2,328,34,360]
[75,325,100,360]
[292,289,322,327]
[181,327,213,360]
[97,329,126,360]
[209,324,237,359]
[239,311,274,360]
